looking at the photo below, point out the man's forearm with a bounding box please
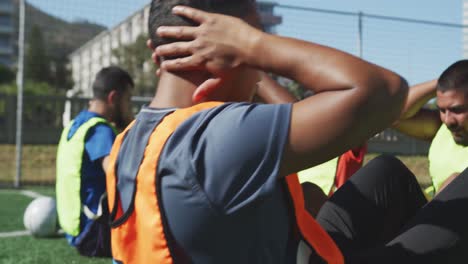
[246,33,405,98]
[400,79,437,120]
[256,72,297,104]
[392,80,439,140]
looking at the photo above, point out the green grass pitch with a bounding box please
[0,186,110,264]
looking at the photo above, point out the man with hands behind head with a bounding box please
[395,61,468,196]
[106,1,468,264]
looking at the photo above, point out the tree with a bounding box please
[112,35,158,96]
[0,81,55,95]
[0,65,15,84]
[25,25,51,83]
[50,56,73,93]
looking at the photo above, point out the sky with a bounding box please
[274,0,463,84]
[27,0,464,84]
[27,0,462,27]
[278,0,461,23]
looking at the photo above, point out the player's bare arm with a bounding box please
[155,6,408,176]
[256,72,297,104]
[394,79,441,141]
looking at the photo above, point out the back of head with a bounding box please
[92,66,134,100]
[438,60,468,94]
[148,0,256,49]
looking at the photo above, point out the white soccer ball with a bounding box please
[23,196,58,237]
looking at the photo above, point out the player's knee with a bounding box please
[366,154,414,184]
[370,154,403,169]
[302,182,327,217]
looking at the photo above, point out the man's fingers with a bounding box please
[156,42,194,58]
[193,78,224,103]
[160,56,203,72]
[146,39,155,50]
[151,51,160,65]
[157,26,197,40]
[172,5,209,23]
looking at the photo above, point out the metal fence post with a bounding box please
[358,11,363,58]
[15,0,26,188]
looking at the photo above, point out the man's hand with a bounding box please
[102,156,110,174]
[154,5,264,102]
[155,6,262,76]
[147,39,162,77]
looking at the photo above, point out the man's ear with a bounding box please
[192,78,224,103]
[107,90,118,105]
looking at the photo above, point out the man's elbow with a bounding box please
[354,73,409,126]
[377,74,409,119]
[390,76,409,118]
[392,76,409,103]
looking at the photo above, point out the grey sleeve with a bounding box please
[189,103,292,214]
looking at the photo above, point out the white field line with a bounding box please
[0,189,44,198]
[19,190,43,198]
[0,230,30,238]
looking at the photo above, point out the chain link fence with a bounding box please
[0,1,463,186]
[276,4,462,84]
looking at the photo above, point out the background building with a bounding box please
[0,0,14,67]
[68,1,282,97]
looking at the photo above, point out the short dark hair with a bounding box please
[438,60,468,93]
[92,66,134,100]
[148,0,256,49]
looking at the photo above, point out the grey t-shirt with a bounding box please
[117,102,299,263]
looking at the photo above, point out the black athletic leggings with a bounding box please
[316,155,468,264]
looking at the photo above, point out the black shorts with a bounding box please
[74,197,112,258]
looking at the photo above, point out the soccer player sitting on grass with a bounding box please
[105,1,468,263]
[395,60,468,197]
[56,66,133,257]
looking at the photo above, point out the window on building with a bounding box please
[0,15,12,27]
[0,55,11,65]
[0,2,13,15]
[0,35,10,48]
